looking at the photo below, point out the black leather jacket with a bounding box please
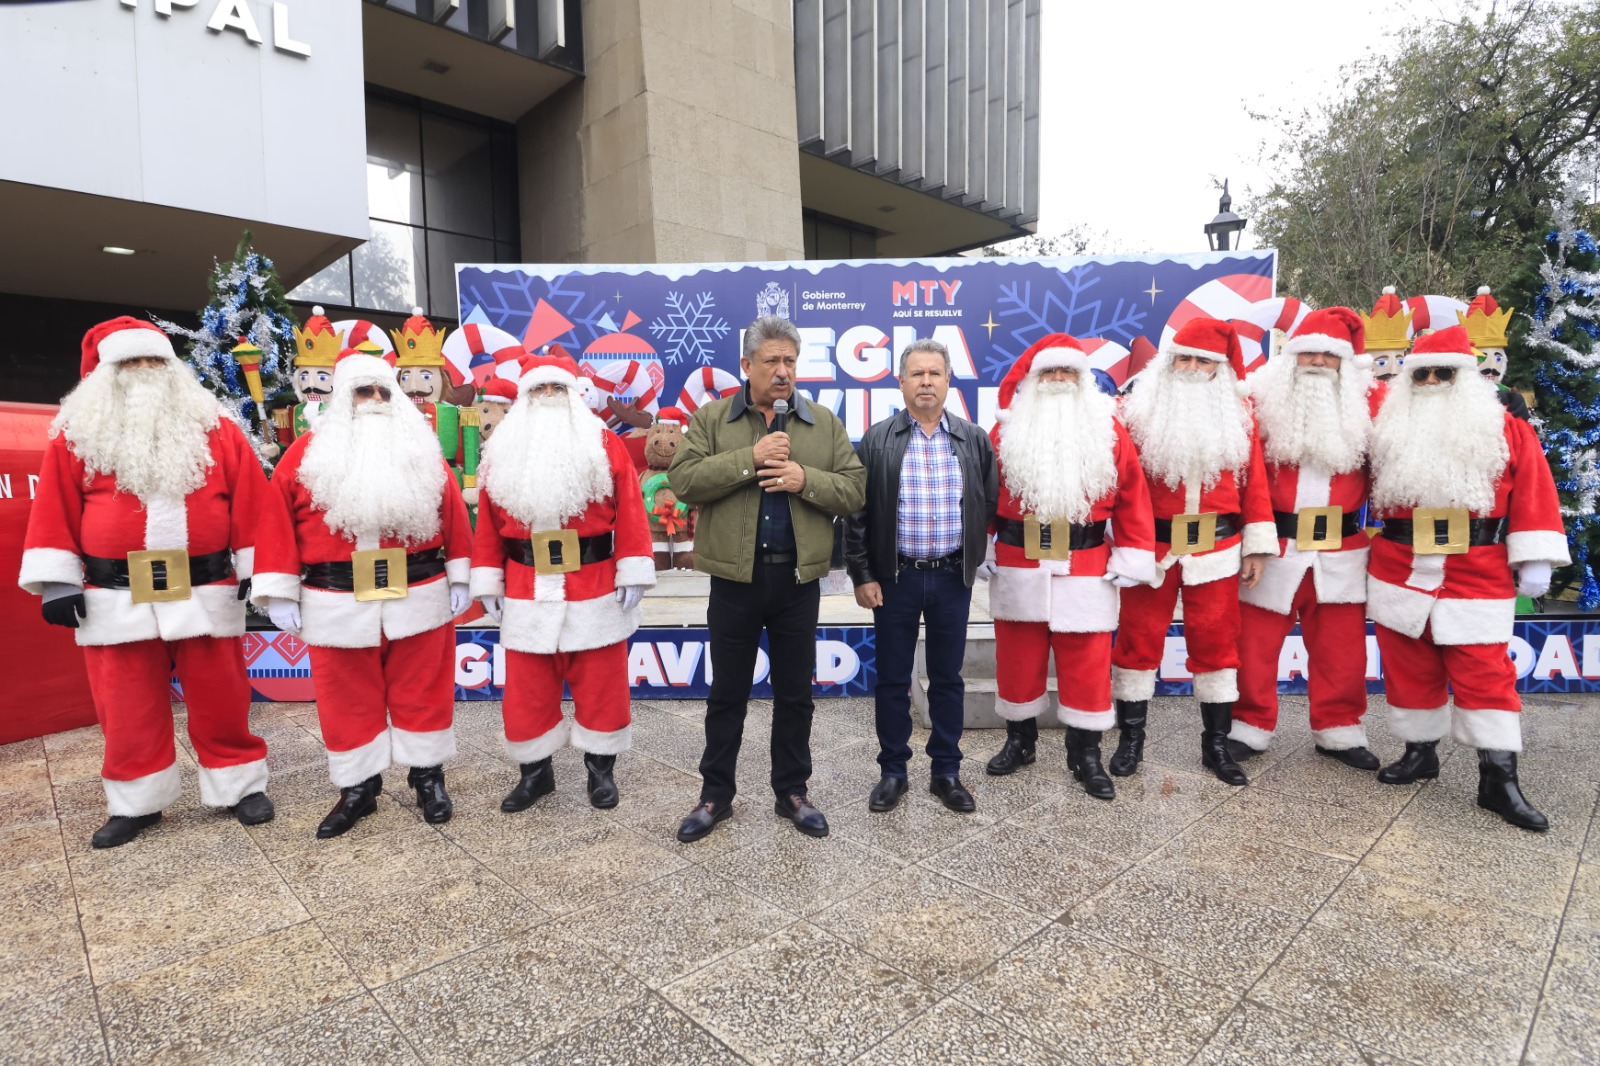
[842,409,999,589]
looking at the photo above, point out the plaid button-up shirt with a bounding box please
[896,413,965,559]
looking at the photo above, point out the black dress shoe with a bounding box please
[1065,727,1115,801]
[868,775,909,812]
[91,812,161,849]
[1377,741,1440,785]
[1477,750,1548,831]
[406,765,454,823]
[230,791,275,826]
[986,734,1036,776]
[1316,745,1380,771]
[501,758,555,813]
[930,776,977,813]
[1199,703,1249,787]
[316,775,383,839]
[1108,700,1148,777]
[775,793,829,837]
[1225,738,1260,762]
[676,801,732,843]
[584,754,619,809]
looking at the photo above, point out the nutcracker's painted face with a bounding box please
[1478,348,1508,383]
[1370,351,1403,381]
[294,366,333,403]
[397,366,445,404]
[475,400,510,442]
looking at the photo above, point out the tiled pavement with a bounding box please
[3,693,1599,1065]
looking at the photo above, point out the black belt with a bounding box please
[83,548,234,590]
[757,551,797,565]
[1380,516,1508,548]
[303,549,446,591]
[898,550,963,571]
[1273,509,1363,541]
[994,517,1108,550]
[503,534,614,568]
[1154,513,1240,544]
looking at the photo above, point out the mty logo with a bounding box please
[891,280,963,306]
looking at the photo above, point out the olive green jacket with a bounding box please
[668,387,867,584]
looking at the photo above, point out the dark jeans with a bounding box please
[699,563,822,806]
[873,563,972,778]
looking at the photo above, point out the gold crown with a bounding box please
[391,308,448,367]
[1458,287,1512,349]
[1360,287,1412,352]
[292,321,345,368]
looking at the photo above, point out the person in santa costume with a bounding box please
[470,350,656,811]
[19,318,274,848]
[1109,317,1276,786]
[251,348,473,838]
[1230,308,1384,769]
[1366,324,1568,831]
[981,334,1157,798]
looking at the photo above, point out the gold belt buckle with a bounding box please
[351,547,409,601]
[1295,506,1344,551]
[1168,512,1218,556]
[1412,507,1471,555]
[127,549,191,604]
[530,529,581,575]
[1022,516,1072,561]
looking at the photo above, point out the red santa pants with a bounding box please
[994,622,1113,730]
[307,625,457,788]
[82,636,267,816]
[1375,623,1523,752]
[1234,571,1369,751]
[502,641,632,763]
[1111,565,1241,703]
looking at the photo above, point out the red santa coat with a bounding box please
[20,421,268,647]
[250,433,473,649]
[1368,414,1569,646]
[1139,417,1277,586]
[987,419,1157,632]
[470,430,656,654]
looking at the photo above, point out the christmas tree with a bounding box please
[154,231,299,466]
[1524,187,1600,606]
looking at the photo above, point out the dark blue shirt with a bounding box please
[756,411,797,555]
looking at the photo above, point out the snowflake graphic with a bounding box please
[983,265,1149,382]
[650,291,732,366]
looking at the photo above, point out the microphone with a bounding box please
[771,398,789,433]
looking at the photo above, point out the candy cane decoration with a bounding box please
[328,318,394,357]
[584,359,662,429]
[1405,294,1470,336]
[442,322,523,387]
[676,366,742,414]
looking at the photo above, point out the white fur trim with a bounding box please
[1401,351,1477,371]
[1311,723,1370,751]
[1430,597,1515,646]
[197,757,269,808]
[500,594,637,655]
[519,364,580,392]
[1281,333,1355,361]
[1506,529,1571,567]
[614,555,659,589]
[1451,707,1522,752]
[1240,554,1311,615]
[1030,347,1090,375]
[1366,576,1434,640]
[331,354,398,392]
[571,721,634,755]
[1051,575,1121,633]
[1177,542,1243,585]
[249,571,302,605]
[144,495,188,551]
[103,763,184,817]
[18,547,84,593]
[1310,547,1369,604]
[1192,668,1239,703]
[993,692,1050,721]
[1057,704,1114,730]
[75,583,244,646]
[445,557,471,585]
[1387,704,1450,743]
[505,718,570,764]
[298,579,454,649]
[232,546,255,581]
[1166,342,1228,363]
[391,726,459,768]
[1406,552,1447,593]
[470,566,506,599]
[990,567,1050,624]
[99,327,176,364]
[326,729,391,789]
[1112,666,1157,702]
[1241,521,1279,558]
[1108,546,1158,586]
[1229,719,1275,751]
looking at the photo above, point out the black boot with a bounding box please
[91,812,161,849]
[1477,750,1548,832]
[584,753,619,809]
[1376,741,1440,785]
[1108,700,1148,777]
[1065,727,1115,800]
[1199,703,1249,786]
[501,758,555,813]
[316,775,383,839]
[406,765,453,824]
[986,721,1037,776]
[230,791,275,826]
[1225,739,1260,763]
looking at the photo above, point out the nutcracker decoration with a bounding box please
[1360,286,1412,383]
[273,307,345,448]
[390,308,481,505]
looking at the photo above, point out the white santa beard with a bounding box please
[54,362,221,501]
[1120,365,1252,490]
[1370,375,1509,515]
[1252,360,1370,473]
[481,390,613,529]
[1000,380,1118,523]
[298,400,446,546]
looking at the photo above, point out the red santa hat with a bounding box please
[654,405,689,427]
[478,378,518,405]
[1166,317,1247,379]
[996,333,1091,411]
[518,349,582,393]
[1280,306,1368,364]
[80,317,176,378]
[1404,323,1479,371]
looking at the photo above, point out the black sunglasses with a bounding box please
[1411,366,1455,383]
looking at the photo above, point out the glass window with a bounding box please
[353,221,426,312]
[288,255,352,306]
[422,115,495,238]
[367,98,424,226]
[426,231,494,318]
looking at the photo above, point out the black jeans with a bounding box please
[873,563,972,778]
[699,563,822,806]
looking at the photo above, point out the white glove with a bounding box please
[1517,561,1553,599]
[478,595,504,623]
[975,536,998,582]
[449,582,471,616]
[616,585,645,612]
[265,598,302,635]
[1103,571,1142,588]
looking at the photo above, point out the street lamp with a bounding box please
[1204,180,1248,251]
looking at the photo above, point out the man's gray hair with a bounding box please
[898,337,951,378]
[742,316,803,361]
